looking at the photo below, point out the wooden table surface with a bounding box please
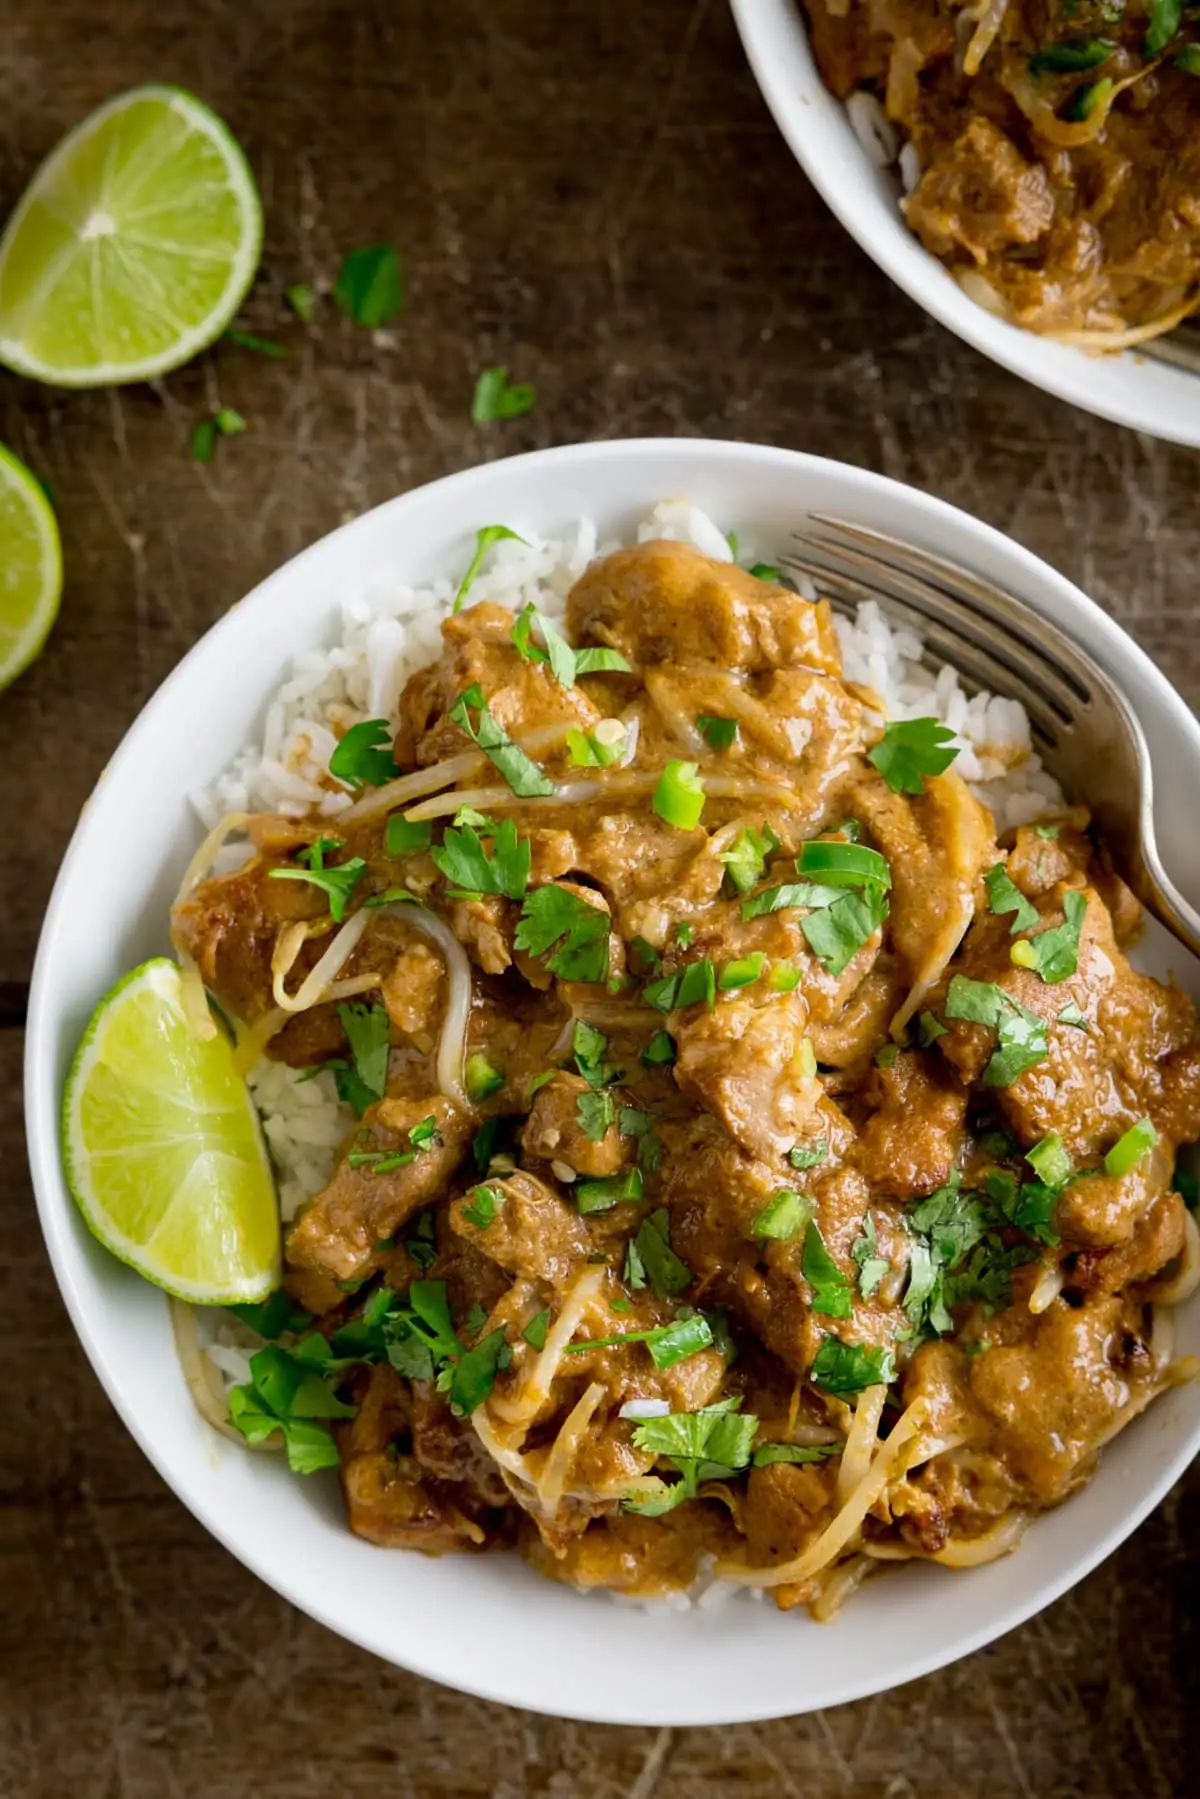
[3,2,1198,1793]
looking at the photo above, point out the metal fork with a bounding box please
[1145,325,1200,378]
[782,516,1200,962]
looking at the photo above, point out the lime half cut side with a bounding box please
[63,959,280,1303]
[0,85,262,387]
[0,444,61,689]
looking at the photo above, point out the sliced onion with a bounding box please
[376,900,471,1111]
[173,810,249,908]
[933,1510,1027,1567]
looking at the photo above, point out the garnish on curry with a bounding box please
[171,539,1200,1615]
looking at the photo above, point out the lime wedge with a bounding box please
[63,959,280,1303]
[0,86,262,387]
[0,444,61,689]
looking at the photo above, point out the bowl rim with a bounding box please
[24,436,1200,1723]
[730,0,1200,450]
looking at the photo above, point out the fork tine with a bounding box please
[800,517,1090,718]
[1142,333,1200,376]
[783,552,1066,747]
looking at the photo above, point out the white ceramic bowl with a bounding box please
[731,0,1200,449]
[26,439,1200,1724]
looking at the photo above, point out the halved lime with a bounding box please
[0,85,262,387]
[63,959,280,1303]
[0,444,61,689]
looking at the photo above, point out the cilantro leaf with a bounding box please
[448,683,554,796]
[510,603,631,687]
[450,1328,512,1413]
[916,1010,947,1046]
[624,1401,759,1511]
[809,1337,895,1395]
[336,1002,390,1110]
[329,719,400,790]
[697,715,738,750]
[944,975,1048,1086]
[740,881,840,921]
[515,885,610,983]
[801,884,889,975]
[227,1292,313,1339]
[850,1212,889,1299]
[624,1207,692,1298]
[472,366,536,424]
[333,245,404,327]
[1013,891,1086,984]
[454,526,528,611]
[1057,1002,1089,1031]
[643,959,716,1012]
[802,1223,853,1318]
[464,1053,505,1102]
[573,1020,618,1088]
[567,1311,713,1369]
[227,1386,341,1474]
[577,1088,616,1141]
[462,1185,503,1229]
[752,1442,842,1467]
[868,717,959,795]
[386,815,433,856]
[618,1106,662,1173]
[718,822,779,895]
[1146,0,1182,52]
[985,863,1039,934]
[432,817,530,901]
[641,1029,676,1066]
[268,855,366,922]
[523,1308,551,1350]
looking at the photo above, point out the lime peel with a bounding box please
[62,958,280,1303]
[0,443,61,689]
[0,85,262,388]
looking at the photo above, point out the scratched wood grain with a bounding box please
[2,0,1198,1792]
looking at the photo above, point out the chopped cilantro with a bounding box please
[566,1312,713,1370]
[675,922,694,948]
[1146,0,1182,53]
[471,366,536,423]
[624,1208,692,1298]
[462,1185,502,1229]
[227,1292,313,1339]
[451,1328,512,1414]
[739,880,836,921]
[329,718,400,789]
[335,1003,390,1112]
[809,1337,895,1396]
[641,1029,677,1067]
[447,683,553,795]
[985,863,1039,934]
[522,1308,551,1350]
[402,1211,438,1270]
[1035,823,1060,839]
[801,883,889,976]
[453,525,528,611]
[752,1442,842,1467]
[1056,1002,1089,1031]
[916,1010,947,1046]
[802,1223,853,1318]
[1029,36,1114,71]
[515,884,610,983]
[643,959,716,1013]
[577,1088,616,1141]
[619,1106,662,1173]
[697,714,739,750]
[1012,892,1086,984]
[510,602,631,687]
[748,563,782,583]
[850,1212,889,1299]
[385,815,432,856]
[285,282,314,323]
[944,974,1049,1086]
[624,1401,758,1515]
[333,245,404,327]
[868,717,959,794]
[432,817,530,901]
[268,854,366,922]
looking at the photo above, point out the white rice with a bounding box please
[845,89,921,195]
[199,496,1062,1420]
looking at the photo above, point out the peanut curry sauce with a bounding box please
[803,0,1200,341]
[173,541,1200,1614]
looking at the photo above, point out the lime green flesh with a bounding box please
[0,86,262,386]
[0,444,62,689]
[64,959,280,1302]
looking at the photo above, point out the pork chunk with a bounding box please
[566,540,842,677]
[854,1050,967,1200]
[905,118,1055,267]
[286,1095,470,1286]
[520,1071,632,1178]
[673,991,820,1162]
